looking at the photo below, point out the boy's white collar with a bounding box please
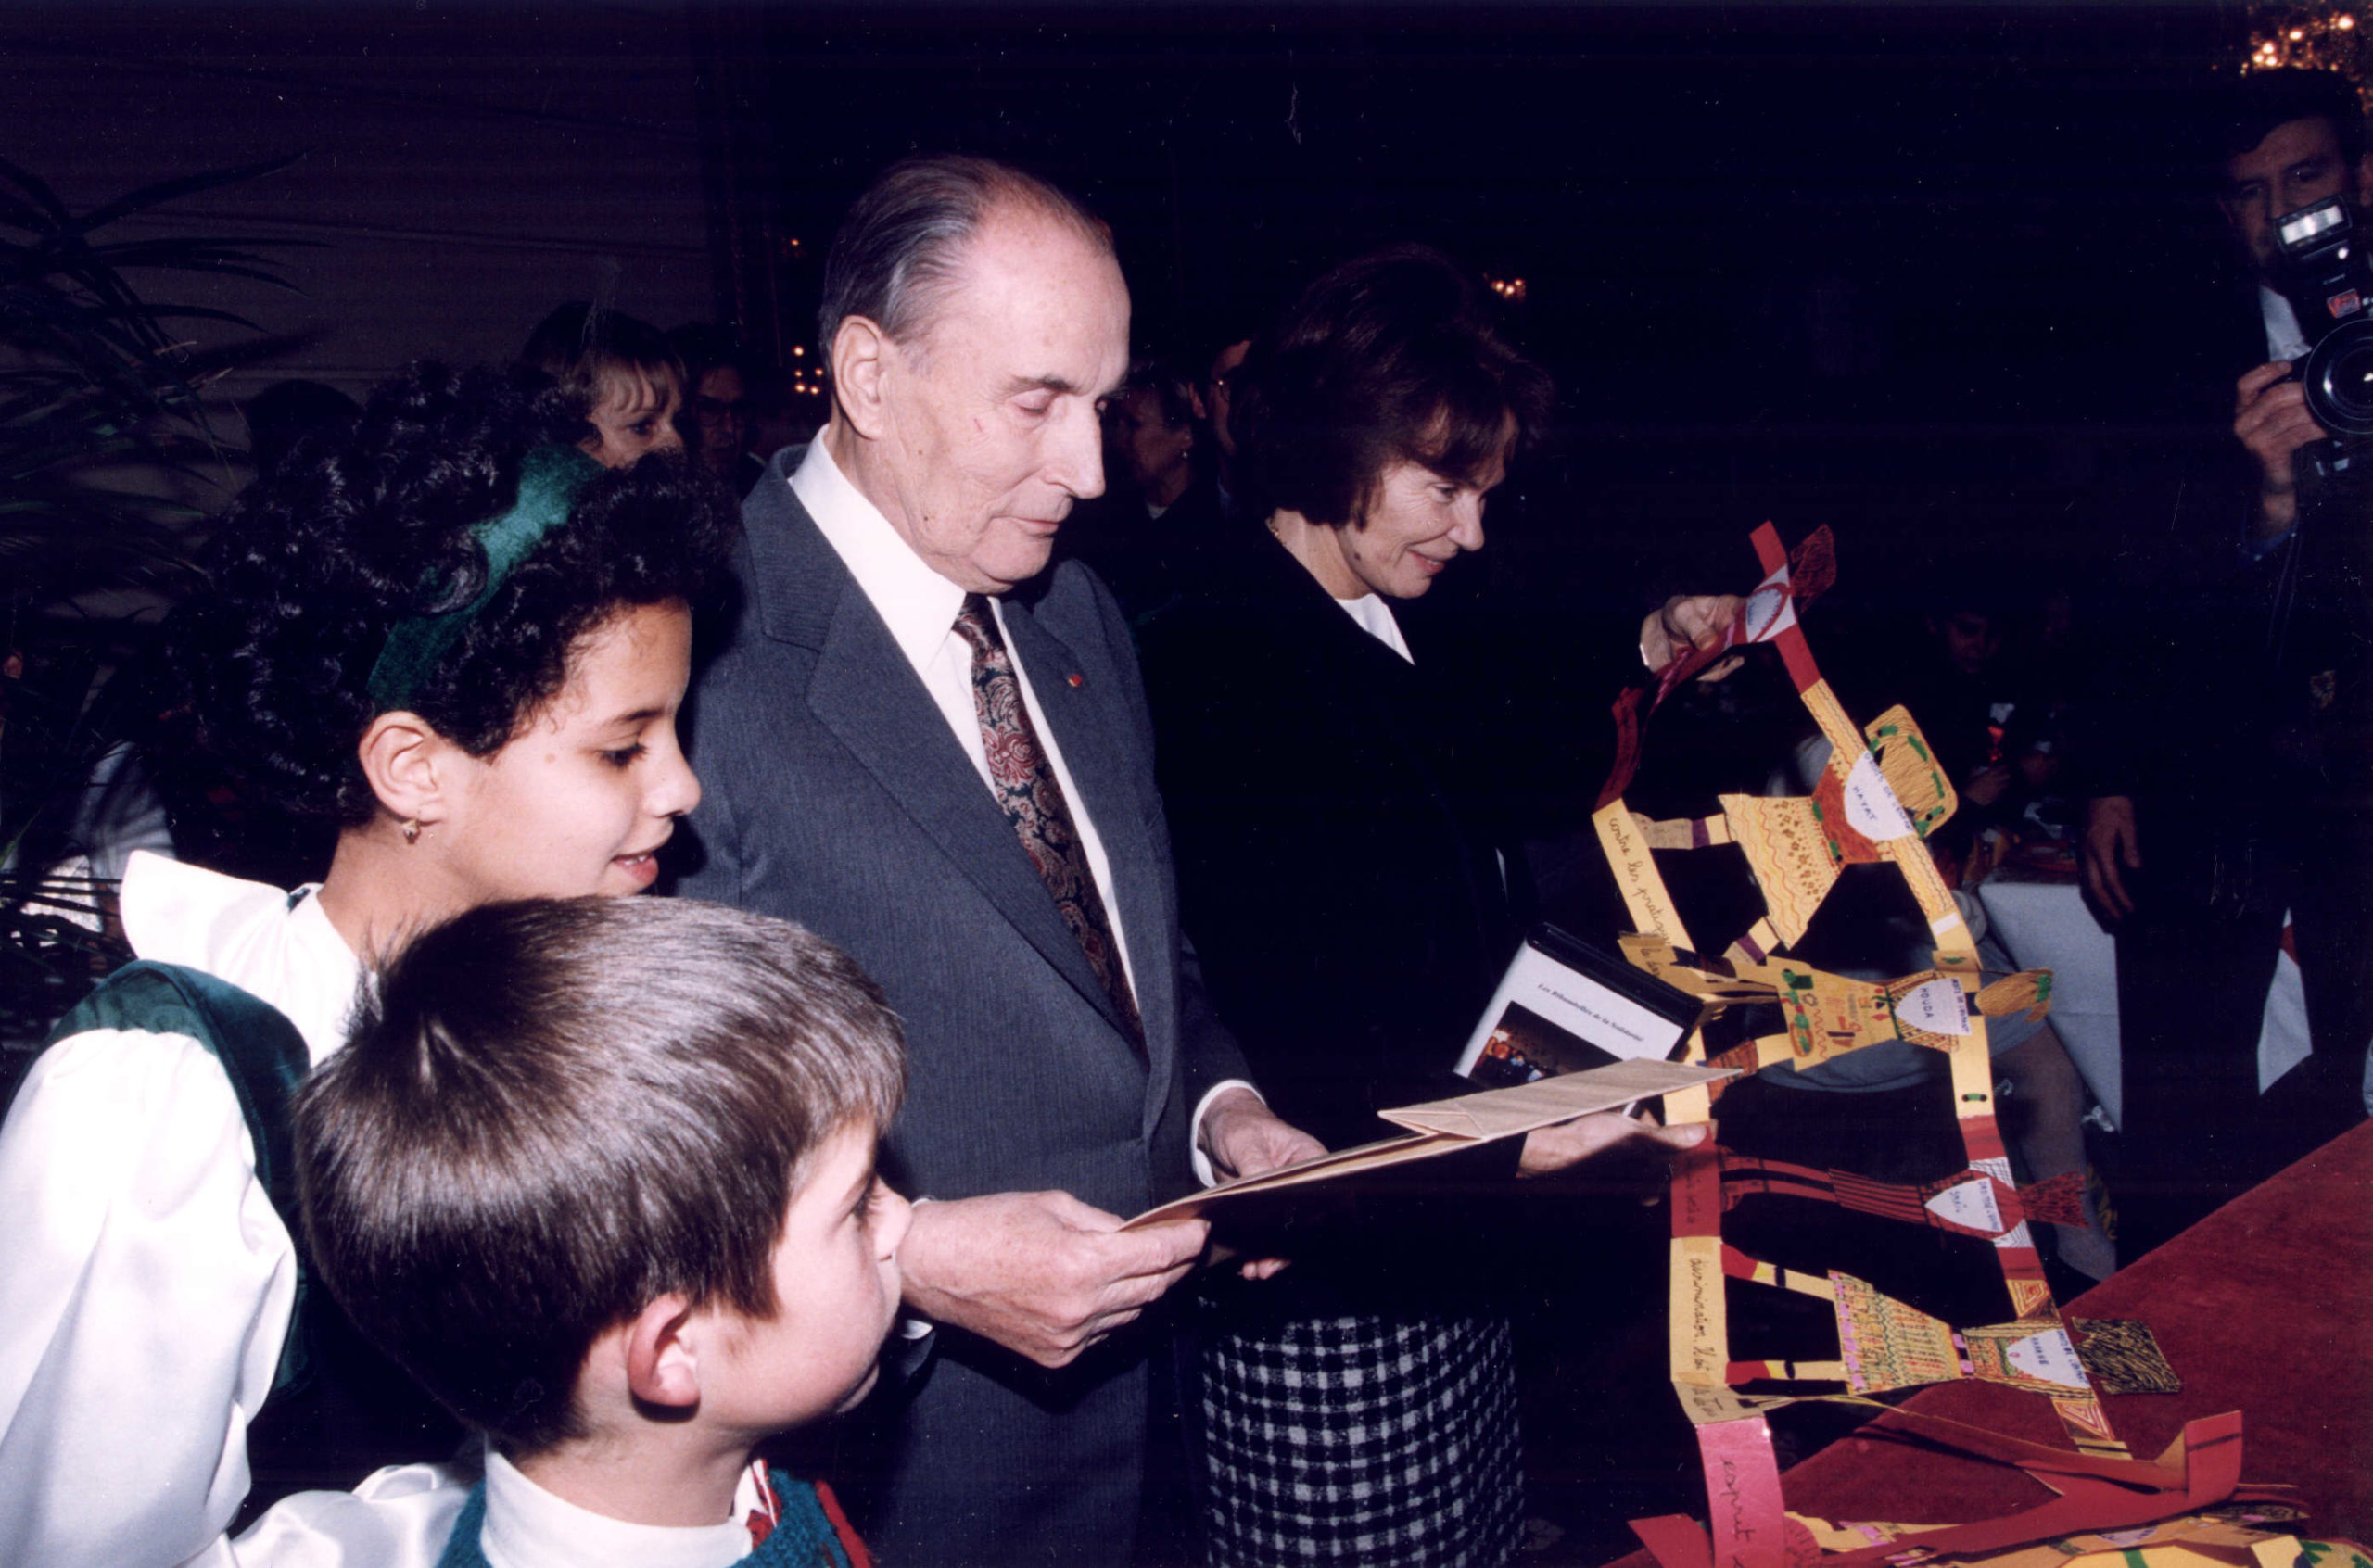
[478,1448,763,1568]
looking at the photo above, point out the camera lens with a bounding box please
[2303,316,2373,436]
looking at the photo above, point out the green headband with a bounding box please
[365,445,603,712]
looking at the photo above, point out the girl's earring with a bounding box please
[401,818,422,845]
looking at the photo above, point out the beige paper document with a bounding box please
[1125,1057,1732,1228]
[1380,1057,1729,1137]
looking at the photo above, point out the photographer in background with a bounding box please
[2083,69,2373,1258]
[2222,74,2373,549]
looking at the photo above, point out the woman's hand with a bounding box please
[1516,1110,1710,1177]
[1197,1087,1327,1282]
[1639,594,1747,680]
[1199,1087,1326,1182]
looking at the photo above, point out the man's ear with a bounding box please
[355,711,457,828]
[831,316,895,441]
[623,1292,704,1411]
[2354,148,2373,209]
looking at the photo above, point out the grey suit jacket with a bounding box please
[679,449,1245,1564]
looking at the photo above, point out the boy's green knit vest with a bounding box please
[433,1469,859,1568]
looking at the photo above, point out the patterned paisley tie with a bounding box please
[953,594,1146,1052]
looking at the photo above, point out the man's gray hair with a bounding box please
[816,153,1110,358]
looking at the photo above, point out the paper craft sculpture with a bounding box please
[1593,524,2245,1568]
[1631,1407,2285,1568]
[1616,932,2053,1094]
[1629,702,1958,952]
[2069,1317,2184,1396]
[1783,1502,2352,1568]
[1715,1152,2062,1248]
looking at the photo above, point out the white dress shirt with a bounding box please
[0,852,362,1568]
[227,1462,469,1568]
[226,1449,781,1568]
[2260,282,2310,364]
[1336,591,1414,664]
[478,1450,764,1568]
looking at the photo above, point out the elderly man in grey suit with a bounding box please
[680,154,1321,1565]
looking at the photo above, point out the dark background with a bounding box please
[717,2,2260,605]
[0,2,2278,613]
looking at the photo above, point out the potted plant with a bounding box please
[0,153,300,1049]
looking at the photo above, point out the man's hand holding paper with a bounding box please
[901,1191,1211,1369]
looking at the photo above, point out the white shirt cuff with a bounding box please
[1188,1078,1263,1188]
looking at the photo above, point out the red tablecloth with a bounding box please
[1606,1119,2373,1564]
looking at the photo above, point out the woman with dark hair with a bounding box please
[0,362,738,1568]
[1138,247,1724,1567]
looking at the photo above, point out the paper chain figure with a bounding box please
[1768,1485,2333,1568]
[1618,932,2053,1093]
[1629,1405,2297,1568]
[1595,525,2269,1568]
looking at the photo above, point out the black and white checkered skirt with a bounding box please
[1197,1309,1522,1568]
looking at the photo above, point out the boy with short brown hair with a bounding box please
[264,896,908,1568]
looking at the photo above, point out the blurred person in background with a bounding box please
[1069,356,1217,623]
[522,301,685,468]
[1196,327,1254,520]
[670,322,766,494]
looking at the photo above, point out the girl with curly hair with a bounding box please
[0,361,738,1568]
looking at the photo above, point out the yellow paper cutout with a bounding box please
[1671,1234,1729,1388]
[1792,1513,2323,1568]
[1720,793,1840,944]
[1633,813,1736,850]
[1830,1271,1966,1395]
[1961,1320,2093,1397]
[1886,968,1976,1051]
[2006,1274,2056,1321]
[1977,968,2055,1022]
[1593,800,1694,949]
[1864,703,1959,838]
[1773,963,1900,1065]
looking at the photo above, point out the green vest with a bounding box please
[19,960,315,1391]
[13,956,465,1498]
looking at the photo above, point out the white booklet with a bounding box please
[1455,924,1702,1088]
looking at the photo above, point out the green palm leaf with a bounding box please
[3,155,300,1036]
